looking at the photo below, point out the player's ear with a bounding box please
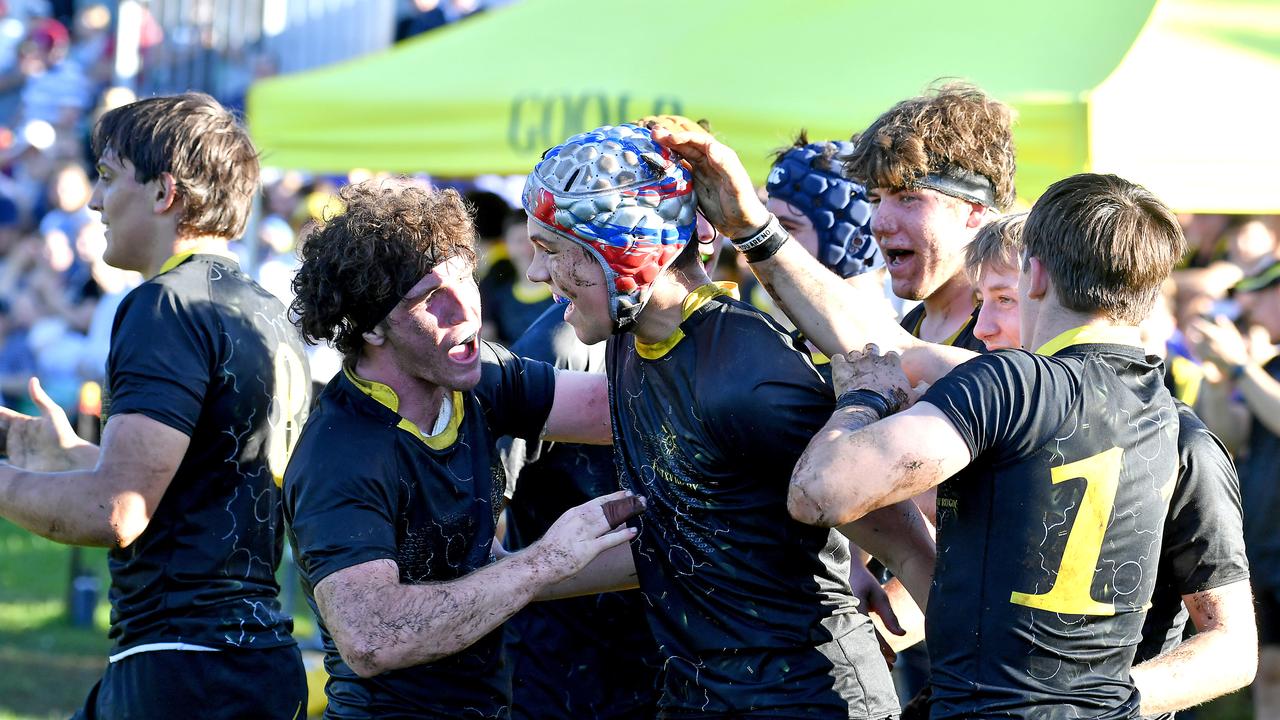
[151,172,179,214]
[362,321,387,347]
[964,201,994,229]
[1026,256,1049,302]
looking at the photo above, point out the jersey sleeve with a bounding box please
[1162,408,1251,595]
[921,350,1045,463]
[286,440,401,588]
[474,340,557,441]
[105,282,214,436]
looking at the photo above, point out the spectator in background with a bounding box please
[19,17,94,128]
[480,209,554,346]
[1189,259,1280,720]
[39,160,92,254]
[466,188,509,278]
[74,216,140,386]
[1226,216,1279,272]
[67,4,113,87]
[1181,214,1227,267]
[395,0,483,41]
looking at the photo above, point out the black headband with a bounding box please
[912,166,997,208]
[350,256,444,337]
[352,288,407,337]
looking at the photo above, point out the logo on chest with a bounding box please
[398,509,480,583]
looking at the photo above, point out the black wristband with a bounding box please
[732,215,790,263]
[835,388,894,420]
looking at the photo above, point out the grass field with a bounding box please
[0,518,1257,719]
[0,520,111,719]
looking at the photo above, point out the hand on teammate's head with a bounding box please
[648,125,770,240]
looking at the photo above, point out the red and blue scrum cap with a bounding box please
[522,123,697,332]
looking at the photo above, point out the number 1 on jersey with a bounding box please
[1010,446,1123,617]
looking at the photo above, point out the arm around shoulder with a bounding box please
[789,401,971,528]
[542,370,611,445]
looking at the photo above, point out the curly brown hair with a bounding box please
[290,179,477,356]
[844,82,1017,211]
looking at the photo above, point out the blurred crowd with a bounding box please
[0,1,127,413]
[0,0,529,415]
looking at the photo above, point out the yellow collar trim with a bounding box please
[157,243,237,277]
[343,365,464,450]
[511,280,553,305]
[910,306,974,347]
[1169,355,1204,407]
[635,282,739,360]
[1035,325,1143,357]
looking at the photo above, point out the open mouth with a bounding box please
[883,248,915,271]
[446,331,480,364]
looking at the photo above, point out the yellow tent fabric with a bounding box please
[247,0,1279,212]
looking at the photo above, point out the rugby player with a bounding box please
[0,93,311,719]
[524,123,935,718]
[788,173,1199,718]
[284,178,643,718]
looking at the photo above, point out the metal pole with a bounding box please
[113,0,143,93]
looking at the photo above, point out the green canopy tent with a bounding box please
[247,0,1280,212]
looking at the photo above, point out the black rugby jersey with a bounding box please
[1238,357,1280,591]
[922,326,1179,720]
[103,253,309,653]
[285,343,555,719]
[899,303,985,354]
[606,284,898,719]
[501,304,660,719]
[1136,402,1249,720]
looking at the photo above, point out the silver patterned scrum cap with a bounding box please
[523,123,697,332]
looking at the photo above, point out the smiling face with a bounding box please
[973,263,1022,351]
[376,255,484,392]
[526,221,613,344]
[870,187,977,301]
[89,150,168,274]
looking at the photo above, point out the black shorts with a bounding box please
[1255,583,1280,647]
[73,644,307,720]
